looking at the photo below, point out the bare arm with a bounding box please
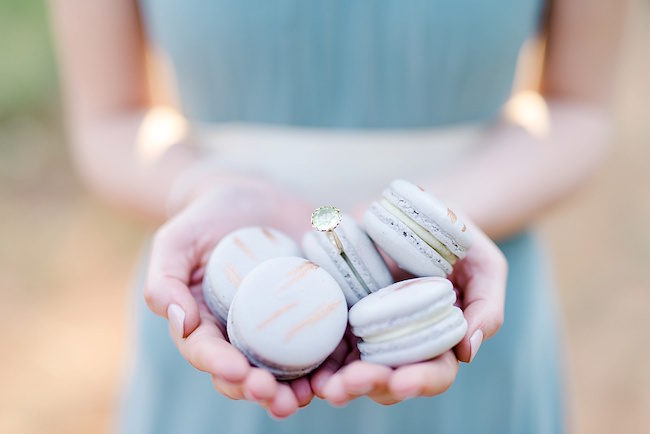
[322,0,629,406]
[50,1,319,416]
[428,0,627,240]
[50,0,199,222]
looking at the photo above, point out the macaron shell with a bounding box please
[227,257,347,370]
[387,179,472,253]
[202,227,301,323]
[364,204,450,276]
[302,232,367,305]
[227,314,320,380]
[349,277,455,337]
[358,306,467,366]
[202,270,230,322]
[337,216,394,291]
[302,216,393,306]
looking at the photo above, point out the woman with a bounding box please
[51,0,625,433]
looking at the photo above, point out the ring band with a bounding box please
[327,230,344,254]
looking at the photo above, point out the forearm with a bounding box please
[69,108,201,222]
[427,98,613,240]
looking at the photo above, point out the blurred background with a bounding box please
[0,1,648,433]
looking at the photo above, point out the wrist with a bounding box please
[166,159,268,217]
[167,161,313,238]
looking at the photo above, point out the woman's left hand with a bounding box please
[145,176,316,418]
[311,217,507,405]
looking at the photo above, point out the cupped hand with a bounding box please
[313,218,507,406]
[144,177,314,418]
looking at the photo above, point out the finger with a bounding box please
[453,286,462,308]
[455,297,502,363]
[310,339,349,397]
[321,373,348,407]
[343,342,361,365]
[340,361,392,396]
[341,361,398,406]
[311,359,342,399]
[190,264,206,285]
[367,390,401,406]
[290,377,314,407]
[144,221,202,337]
[242,368,278,403]
[388,351,459,400]
[171,321,250,382]
[267,384,299,419]
[212,375,245,400]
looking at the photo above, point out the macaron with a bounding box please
[363,179,472,277]
[302,212,393,307]
[227,256,348,380]
[349,277,467,366]
[202,227,301,324]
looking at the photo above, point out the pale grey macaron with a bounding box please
[364,179,472,277]
[302,213,393,307]
[202,227,301,324]
[349,277,467,367]
[227,257,348,380]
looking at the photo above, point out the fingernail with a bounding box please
[469,329,483,362]
[453,287,462,308]
[398,389,419,401]
[168,304,186,338]
[312,375,328,395]
[321,378,336,397]
[347,383,373,395]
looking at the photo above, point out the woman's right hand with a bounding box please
[144,176,314,418]
[312,214,507,406]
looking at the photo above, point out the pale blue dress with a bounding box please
[121,1,565,433]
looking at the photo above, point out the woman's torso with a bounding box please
[140,0,544,129]
[122,4,565,434]
[139,0,545,206]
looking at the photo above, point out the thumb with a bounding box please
[455,298,504,363]
[451,223,507,363]
[144,223,202,338]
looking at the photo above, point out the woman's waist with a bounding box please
[192,122,486,208]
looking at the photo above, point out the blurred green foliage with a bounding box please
[0,0,58,118]
[0,0,67,187]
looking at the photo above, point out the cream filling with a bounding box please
[362,306,453,343]
[380,199,458,265]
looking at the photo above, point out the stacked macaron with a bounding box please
[202,227,301,324]
[350,180,470,365]
[228,257,347,380]
[302,211,393,306]
[364,179,471,277]
[200,179,474,378]
[349,277,467,366]
[203,227,347,379]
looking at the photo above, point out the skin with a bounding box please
[314,216,506,406]
[51,0,626,419]
[144,179,316,417]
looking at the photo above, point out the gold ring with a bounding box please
[311,205,344,254]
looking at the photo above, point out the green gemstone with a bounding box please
[311,206,342,231]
